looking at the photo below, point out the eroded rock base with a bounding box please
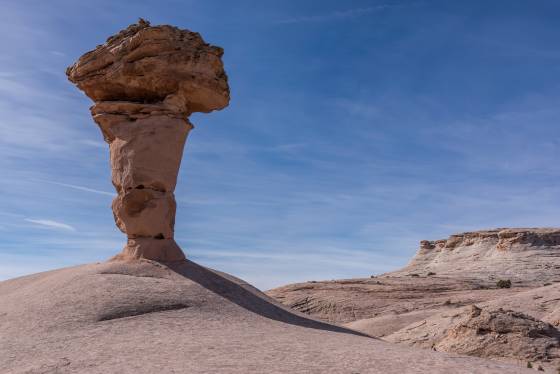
[113,238,186,262]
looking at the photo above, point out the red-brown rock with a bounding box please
[67,19,230,261]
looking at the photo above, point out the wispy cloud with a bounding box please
[24,219,76,231]
[79,139,107,148]
[40,180,114,196]
[49,50,66,57]
[276,5,391,24]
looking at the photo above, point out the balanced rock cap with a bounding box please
[66,18,230,115]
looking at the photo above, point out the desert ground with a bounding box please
[269,228,560,371]
[0,259,534,373]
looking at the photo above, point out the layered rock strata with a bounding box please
[268,227,560,369]
[398,228,560,283]
[385,304,560,366]
[66,19,229,261]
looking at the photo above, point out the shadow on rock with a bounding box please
[168,259,372,338]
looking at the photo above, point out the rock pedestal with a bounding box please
[66,19,230,261]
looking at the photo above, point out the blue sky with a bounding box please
[1,0,560,289]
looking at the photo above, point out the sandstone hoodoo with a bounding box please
[66,19,230,261]
[0,20,541,374]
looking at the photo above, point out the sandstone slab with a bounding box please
[0,260,531,373]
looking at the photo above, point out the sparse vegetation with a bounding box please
[527,361,533,368]
[496,279,512,289]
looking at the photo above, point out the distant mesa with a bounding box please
[399,227,560,283]
[66,19,230,262]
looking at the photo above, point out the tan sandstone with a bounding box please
[66,19,229,261]
[268,227,560,370]
[0,260,532,373]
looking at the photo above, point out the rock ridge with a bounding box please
[397,227,560,283]
[420,228,560,252]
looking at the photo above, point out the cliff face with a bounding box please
[396,228,560,284]
[418,228,560,254]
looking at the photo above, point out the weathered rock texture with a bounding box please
[66,20,229,261]
[0,260,532,373]
[268,228,560,370]
[385,305,560,365]
[399,228,560,283]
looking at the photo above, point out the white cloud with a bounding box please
[24,219,76,231]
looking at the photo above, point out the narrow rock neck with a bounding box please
[91,101,192,262]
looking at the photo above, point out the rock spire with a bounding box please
[67,19,230,261]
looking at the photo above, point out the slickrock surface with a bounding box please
[268,228,560,370]
[66,19,229,262]
[385,305,560,368]
[270,275,524,334]
[0,260,532,373]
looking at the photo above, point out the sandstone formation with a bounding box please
[0,260,532,373]
[66,19,229,261]
[269,274,522,333]
[398,228,560,283]
[268,227,560,370]
[385,305,560,366]
[1,20,543,374]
